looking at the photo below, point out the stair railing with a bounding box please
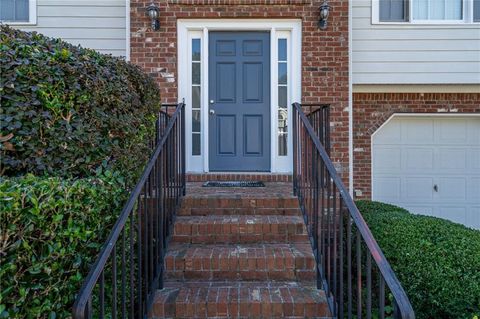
[73,102,186,319]
[292,102,415,319]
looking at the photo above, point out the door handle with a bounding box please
[209,109,215,115]
[433,184,438,192]
[210,100,215,104]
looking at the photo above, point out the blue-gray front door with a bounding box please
[208,31,271,171]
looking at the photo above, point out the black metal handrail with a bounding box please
[73,102,186,318]
[292,102,414,319]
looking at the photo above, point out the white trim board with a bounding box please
[177,19,302,173]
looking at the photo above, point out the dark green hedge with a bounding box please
[0,173,127,318]
[357,201,480,319]
[0,25,160,183]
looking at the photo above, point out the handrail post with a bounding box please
[181,102,186,196]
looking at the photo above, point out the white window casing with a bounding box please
[372,0,480,24]
[0,0,37,25]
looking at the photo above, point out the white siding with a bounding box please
[10,0,127,57]
[353,0,480,84]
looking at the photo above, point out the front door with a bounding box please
[208,32,271,171]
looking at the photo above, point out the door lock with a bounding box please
[433,184,438,192]
[209,109,215,115]
[210,100,215,104]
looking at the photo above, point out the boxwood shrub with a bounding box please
[356,200,480,319]
[0,173,127,318]
[0,25,160,184]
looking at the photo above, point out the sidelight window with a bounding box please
[278,38,288,156]
[191,38,201,156]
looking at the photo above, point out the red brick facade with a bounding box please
[130,0,350,180]
[353,92,480,199]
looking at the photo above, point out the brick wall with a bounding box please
[353,92,480,199]
[130,0,350,181]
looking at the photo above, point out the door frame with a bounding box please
[178,19,302,173]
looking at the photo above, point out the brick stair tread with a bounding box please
[164,243,316,282]
[150,281,331,318]
[172,215,308,244]
[181,196,299,209]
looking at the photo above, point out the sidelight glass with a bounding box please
[277,39,288,156]
[191,38,201,155]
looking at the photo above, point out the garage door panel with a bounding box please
[437,177,466,200]
[404,177,433,200]
[438,148,466,170]
[372,116,480,230]
[375,119,401,144]
[436,119,468,144]
[402,119,434,144]
[405,148,434,170]
[404,205,434,217]
[373,147,401,170]
[439,207,467,225]
[470,148,480,170]
[467,207,480,229]
[468,178,480,200]
[373,177,401,200]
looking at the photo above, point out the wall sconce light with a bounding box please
[146,3,160,31]
[318,1,331,30]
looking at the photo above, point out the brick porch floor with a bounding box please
[149,182,331,318]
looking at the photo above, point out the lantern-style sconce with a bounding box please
[318,1,331,30]
[146,3,160,31]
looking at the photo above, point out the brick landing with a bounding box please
[149,183,331,318]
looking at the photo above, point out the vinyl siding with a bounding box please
[10,0,127,57]
[353,0,480,84]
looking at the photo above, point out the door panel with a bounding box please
[209,32,270,171]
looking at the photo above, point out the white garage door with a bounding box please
[372,116,480,230]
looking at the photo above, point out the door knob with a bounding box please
[433,184,438,192]
[210,100,215,104]
[209,109,215,115]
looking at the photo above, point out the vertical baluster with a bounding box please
[99,271,105,319]
[142,187,149,301]
[121,229,126,319]
[292,105,297,195]
[130,212,135,319]
[137,197,143,318]
[326,175,332,295]
[379,275,385,319]
[338,200,344,318]
[366,252,372,319]
[356,231,362,319]
[112,247,117,319]
[332,184,337,302]
[148,175,153,288]
[347,213,352,319]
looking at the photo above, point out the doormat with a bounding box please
[202,181,265,188]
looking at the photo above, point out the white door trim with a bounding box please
[178,19,302,173]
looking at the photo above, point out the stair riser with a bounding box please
[181,197,299,209]
[179,207,302,216]
[150,287,331,319]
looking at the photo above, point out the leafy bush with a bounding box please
[357,200,480,319]
[0,173,127,318]
[0,25,160,184]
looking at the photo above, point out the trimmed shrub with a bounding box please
[0,173,127,318]
[0,25,160,183]
[357,200,480,319]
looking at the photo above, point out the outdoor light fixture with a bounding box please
[146,3,160,31]
[318,1,331,30]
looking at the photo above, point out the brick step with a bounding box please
[171,215,309,244]
[164,243,316,282]
[179,206,302,216]
[149,282,331,318]
[181,196,299,211]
